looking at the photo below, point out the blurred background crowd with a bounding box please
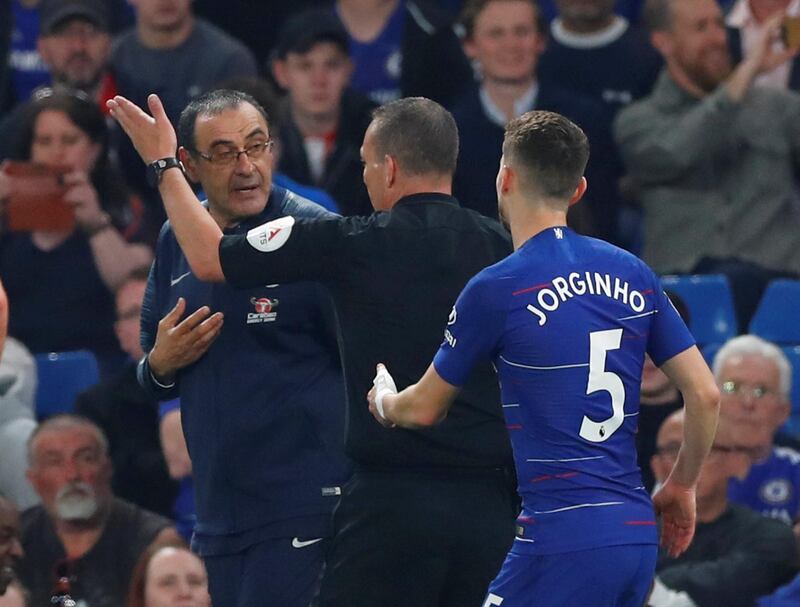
[1,0,800,606]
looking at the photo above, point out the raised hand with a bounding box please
[107,94,178,165]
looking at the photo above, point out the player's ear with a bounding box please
[497,164,514,195]
[568,177,587,207]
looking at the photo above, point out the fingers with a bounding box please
[161,297,187,329]
[148,94,169,126]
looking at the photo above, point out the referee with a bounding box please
[109,93,517,607]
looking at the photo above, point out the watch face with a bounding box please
[146,158,179,187]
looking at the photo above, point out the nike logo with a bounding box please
[170,271,191,287]
[291,537,323,549]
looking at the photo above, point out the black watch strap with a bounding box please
[147,157,183,186]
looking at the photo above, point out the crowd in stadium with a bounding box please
[0,0,799,605]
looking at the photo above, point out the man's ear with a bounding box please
[650,30,673,58]
[178,147,199,184]
[385,155,397,188]
[272,59,289,90]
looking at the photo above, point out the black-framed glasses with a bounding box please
[195,140,274,166]
[720,381,773,400]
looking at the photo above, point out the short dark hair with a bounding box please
[273,9,350,60]
[642,0,673,32]
[177,89,270,153]
[503,110,589,200]
[370,97,459,177]
[459,0,545,40]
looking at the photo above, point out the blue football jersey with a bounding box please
[434,227,695,555]
[729,446,800,525]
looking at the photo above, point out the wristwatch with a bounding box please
[146,157,183,187]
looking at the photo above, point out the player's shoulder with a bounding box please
[575,232,656,278]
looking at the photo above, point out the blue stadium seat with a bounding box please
[34,350,100,420]
[660,274,738,347]
[748,280,800,344]
[781,346,800,436]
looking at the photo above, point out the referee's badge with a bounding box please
[247,216,295,252]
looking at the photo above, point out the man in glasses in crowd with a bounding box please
[712,335,800,538]
[135,89,350,607]
[649,409,798,607]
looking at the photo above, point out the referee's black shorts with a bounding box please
[313,466,518,607]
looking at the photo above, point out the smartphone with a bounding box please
[2,161,74,232]
[782,16,800,50]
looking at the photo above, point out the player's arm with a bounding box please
[368,363,460,429]
[108,94,225,281]
[653,345,720,557]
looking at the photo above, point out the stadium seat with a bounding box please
[781,346,800,436]
[34,350,99,420]
[660,274,738,347]
[748,280,800,344]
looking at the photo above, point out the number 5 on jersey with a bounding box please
[580,329,625,443]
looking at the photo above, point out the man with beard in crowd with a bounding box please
[17,415,178,607]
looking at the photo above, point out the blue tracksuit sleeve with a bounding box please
[138,223,180,400]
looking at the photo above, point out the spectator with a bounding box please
[0,497,23,596]
[126,540,210,607]
[539,0,662,248]
[649,409,798,607]
[0,90,152,376]
[537,0,646,22]
[108,93,517,607]
[75,267,178,518]
[451,0,614,237]
[111,0,258,230]
[713,335,800,534]
[36,0,115,109]
[272,10,375,216]
[6,0,49,112]
[18,415,179,607]
[726,0,800,90]
[335,0,474,105]
[0,338,38,510]
[133,89,351,607]
[614,0,800,328]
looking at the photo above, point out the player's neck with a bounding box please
[508,204,567,250]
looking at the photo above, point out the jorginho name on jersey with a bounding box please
[434,227,695,555]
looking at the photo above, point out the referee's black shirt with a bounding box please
[220,193,514,469]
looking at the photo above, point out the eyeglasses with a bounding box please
[720,381,774,400]
[195,140,274,166]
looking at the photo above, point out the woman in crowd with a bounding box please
[0,90,152,375]
[127,541,211,607]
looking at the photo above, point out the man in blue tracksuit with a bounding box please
[136,89,351,607]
